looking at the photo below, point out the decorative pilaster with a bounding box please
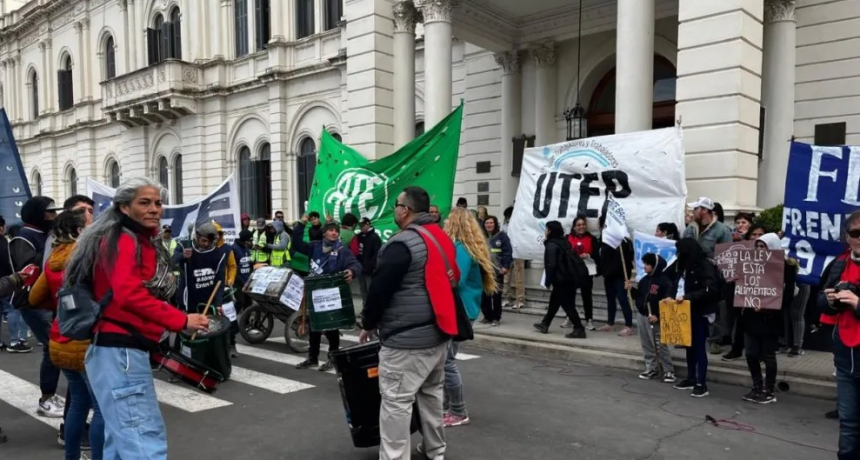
[531,43,556,145]
[496,50,521,209]
[494,51,520,75]
[615,0,654,133]
[765,0,796,23]
[393,1,419,148]
[416,0,458,126]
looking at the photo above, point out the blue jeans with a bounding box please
[2,301,28,344]
[443,341,467,417]
[685,315,710,386]
[836,367,860,459]
[85,346,168,460]
[21,309,61,395]
[62,369,104,460]
[604,277,633,327]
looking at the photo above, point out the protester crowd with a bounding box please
[1,180,857,459]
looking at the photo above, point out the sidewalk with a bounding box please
[469,308,836,400]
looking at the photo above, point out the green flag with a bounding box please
[305,104,463,244]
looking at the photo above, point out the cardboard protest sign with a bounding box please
[715,242,785,309]
[659,299,691,347]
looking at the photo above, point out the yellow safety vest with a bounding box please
[250,230,260,260]
[271,236,286,267]
[254,232,269,263]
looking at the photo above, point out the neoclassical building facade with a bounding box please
[0,0,849,219]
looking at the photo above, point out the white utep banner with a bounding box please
[601,196,629,249]
[509,128,687,260]
[86,174,243,243]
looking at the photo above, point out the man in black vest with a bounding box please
[173,223,227,313]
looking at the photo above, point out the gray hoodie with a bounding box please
[268,220,290,250]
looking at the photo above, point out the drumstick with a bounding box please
[191,280,223,340]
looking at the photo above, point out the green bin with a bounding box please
[305,273,356,332]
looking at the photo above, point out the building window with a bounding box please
[173,154,183,203]
[235,0,249,57]
[29,71,38,119]
[298,137,316,215]
[257,143,272,217]
[33,171,42,196]
[325,0,342,30]
[239,146,255,216]
[148,9,182,65]
[157,155,169,203]
[296,0,314,39]
[58,55,73,111]
[108,160,120,188]
[415,121,425,137]
[255,0,270,51]
[67,167,78,197]
[105,36,116,79]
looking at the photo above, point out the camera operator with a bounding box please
[820,210,860,460]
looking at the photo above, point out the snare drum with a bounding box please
[179,315,233,379]
[151,350,224,393]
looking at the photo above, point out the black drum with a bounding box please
[330,341,419,448]
[180,315,233,380]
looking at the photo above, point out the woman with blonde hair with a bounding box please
[441,207,496,427]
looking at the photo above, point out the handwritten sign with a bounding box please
[312,287,343,313]
[659,299,691,347]
[279,274,305,311]
[715,241,754,280]
[735,248,784,310]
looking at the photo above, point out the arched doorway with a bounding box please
[587,56,676,137]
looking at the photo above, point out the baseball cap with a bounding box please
[162,224,172,233]
[241,213,250,220]
[255,217,266,230]
[687,197,715,211]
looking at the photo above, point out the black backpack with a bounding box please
[557,243,590,285]
[706,258,727,298]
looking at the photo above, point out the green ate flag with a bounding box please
[291,104,464,272]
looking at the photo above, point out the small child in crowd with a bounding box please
[626,253,676,383]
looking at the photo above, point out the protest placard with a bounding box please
[714,241,754,281]
[659,299,691,347]
[715,241,785,309]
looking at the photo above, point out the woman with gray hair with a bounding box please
[66,177,209,459]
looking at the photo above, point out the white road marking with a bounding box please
[230,366,315,394]
[152,379,233,412]
[235,343,336,374]
[0,369,63,429]
[266,336,481,360]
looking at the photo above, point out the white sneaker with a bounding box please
[560,319,572,328]
[37,396,64,418]
[416,443,445,460]
[586,320,595,331]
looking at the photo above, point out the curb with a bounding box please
[470,332,836,400]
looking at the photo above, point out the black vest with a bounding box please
[184,248,226,313]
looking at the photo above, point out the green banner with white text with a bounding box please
[290,104,463,272]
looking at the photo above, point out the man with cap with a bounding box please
[172,222,227,313]
[683,197,732,258]
[265,220,291,267]
[9,196,64,418]
[161,225,177,254]
[292,214,362,372]
[356,217,382,300]
[251,217,267,263]
[241,213,252,232]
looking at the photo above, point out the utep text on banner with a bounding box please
[633,231,677,281]
[86,174,242,243]
[783,141,860,285]
[508,127,687,260]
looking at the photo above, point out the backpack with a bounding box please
[557,243,590,286]
[706,258,727,298]
[57,284,113,341]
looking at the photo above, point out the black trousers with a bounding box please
[728,304,745,353]
[480,273,505,322]
[309,330,341,362]
[541,283,584,329]
[575,277,594,321]
[745,333,778,390]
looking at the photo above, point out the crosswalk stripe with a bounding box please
[235,343,336,374]
[265,336,481,361]
[0,369,63,430]
[230,366,315,394]
[152,378,233,412]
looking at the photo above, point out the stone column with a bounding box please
[120,0,129,73]
[345,0,395,157]
[270,0,286,42]
[129,0,138,70]
[14,55,22,121]
[39,41,47,114]
[531,43,556,146]
[758,0,796,208]
[81,19,91,101]
[416,0,457,127]
[314,0,323,35]
[221,0,234,59]
[676,0,764,210]
[495,50,521,209]
[392,1,418,148]
[73,23,84,104]
[615,0,654,133]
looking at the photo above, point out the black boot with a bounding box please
[742,386,761,402]
[565,328,586,339]
[533,322,549,334]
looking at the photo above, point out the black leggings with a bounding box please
[480,273,505,322]
[541,284,583,329]
[308,330,340,362]
[745,333,778,390]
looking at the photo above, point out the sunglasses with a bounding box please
[848,229,860,239]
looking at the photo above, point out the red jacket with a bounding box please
[820,253,860,346]
[416,224,460,335]
[93,232,187,346]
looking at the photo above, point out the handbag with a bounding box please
[408,225,474,342]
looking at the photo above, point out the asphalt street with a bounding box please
[0,334,839,460]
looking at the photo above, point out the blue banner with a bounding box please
[783,141,859,285]
[0,108,31,226]
[632,231,677,281]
